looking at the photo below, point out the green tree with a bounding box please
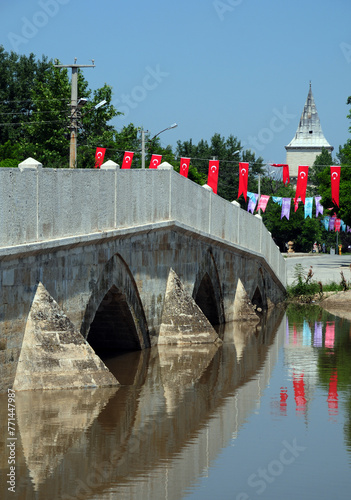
[24,63,71,166]
[262,183,325,252]
[0,47,50,147]
[176,134,264,201]
[0,48,122,168]
[310,148,334,189]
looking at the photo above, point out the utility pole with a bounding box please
[258,174,261,215]
[141,124,177,169]
[54,59,95,168]
[141,129,146,169]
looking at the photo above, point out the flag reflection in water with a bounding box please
[274,316,338,418]
[327,370,338,420]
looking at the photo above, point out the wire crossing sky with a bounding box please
[1,0,350,164]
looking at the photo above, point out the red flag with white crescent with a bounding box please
[237,162,249,201]
[330,166,340,207]
[180,157,190,178]
[149,154,162,169]
[294,165,309,204]
[271,163,290,185]
[121,151,134,169]
[94,147,106,168]
[207,160,219,194]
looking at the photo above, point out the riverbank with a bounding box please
[319,289,351,321]
[286,288,351,322]
[283,252,351,319]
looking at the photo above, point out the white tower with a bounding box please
[285,83,333,178]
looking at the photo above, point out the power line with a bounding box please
[0,110,69,116]
[0,120,67,127]
[0,98,69,104]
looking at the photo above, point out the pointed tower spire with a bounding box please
[285,84,333,178]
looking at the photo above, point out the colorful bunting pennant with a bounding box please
[322,216,330,230]
[315,196,323,217]
[272,196,282,206]
[294,197,301,212]
[281,198,291,220]
[247,192,258,213]
[304,197,313,219]
[257,195,270,212]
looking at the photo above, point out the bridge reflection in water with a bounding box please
[0,307,285,500]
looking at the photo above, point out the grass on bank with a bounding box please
[286,263,350,302]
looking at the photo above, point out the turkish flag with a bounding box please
[207,160,219,193]
[94,147,106,168]
[149,154,162,169]
[294,165,309,204]
[330,166,340,207]
[121,151,134,169]
[271,164,290,185]
[237,162,249,201]
[180,157,190,178]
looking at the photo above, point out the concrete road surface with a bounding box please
[285,253,351,286]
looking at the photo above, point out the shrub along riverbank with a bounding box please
[286,263,350,304]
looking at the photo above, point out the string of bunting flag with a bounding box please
[93,148,344,228]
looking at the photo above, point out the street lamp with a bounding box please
[94,99,107,110]
[141,123,178,168]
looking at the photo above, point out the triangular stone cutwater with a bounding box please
[13,282,119,391]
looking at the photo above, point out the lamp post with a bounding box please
[141,123,178,168]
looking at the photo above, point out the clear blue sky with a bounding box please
[1,0,351,164]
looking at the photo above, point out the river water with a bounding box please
[1,305,351,500]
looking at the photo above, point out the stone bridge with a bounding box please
[0,163,286,392]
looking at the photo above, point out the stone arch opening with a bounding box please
[87,285,142,355]
[194,272,220,326]
[193,249,224,326]
[81,253,150,356]
[251,286,265,312]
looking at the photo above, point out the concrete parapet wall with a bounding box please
[0,168,285,286]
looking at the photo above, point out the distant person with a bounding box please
[322,243,326,253]
[318,243,322,253]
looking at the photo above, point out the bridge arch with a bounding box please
[193,249,225,326]
[81,253,150,354]
[251,268,268,311]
